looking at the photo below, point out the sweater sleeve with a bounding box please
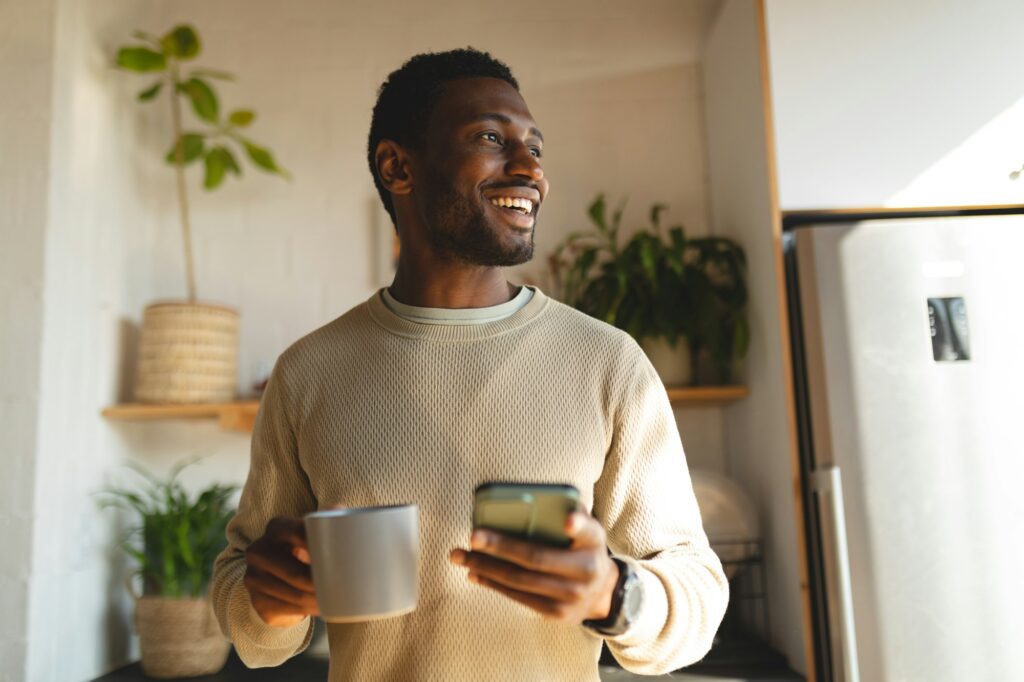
[590,346,730,675]
[210,357,317,668]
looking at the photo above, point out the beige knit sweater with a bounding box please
[210,288,728,681]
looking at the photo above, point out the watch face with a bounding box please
[622,577,644,622]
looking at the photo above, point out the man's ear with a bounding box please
[375,140,414,196]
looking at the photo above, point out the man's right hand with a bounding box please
[243,516,320,628]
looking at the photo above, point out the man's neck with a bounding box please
[388,262,517,309]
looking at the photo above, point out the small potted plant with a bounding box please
[97,460,238,678]
[114,24,289,404]
[548,194,749,385]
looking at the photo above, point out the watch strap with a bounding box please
[582,557,634,636]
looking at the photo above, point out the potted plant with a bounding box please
[548,194,749,385]
[97,460,238,678]
[114,24,288,404]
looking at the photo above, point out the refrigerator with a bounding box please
[783,208,1024,682]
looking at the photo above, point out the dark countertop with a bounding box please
[94,641,802,682]
[93,651,326,681]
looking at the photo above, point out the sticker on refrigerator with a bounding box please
[927,297,970,362]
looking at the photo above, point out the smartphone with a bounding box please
[472,482,582,548]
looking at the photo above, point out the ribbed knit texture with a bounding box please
[210,288,728,681]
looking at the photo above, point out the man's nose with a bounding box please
[505,142,544,183]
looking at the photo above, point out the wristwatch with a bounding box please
[582,557,644,637]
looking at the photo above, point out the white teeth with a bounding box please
[489,197,534,214]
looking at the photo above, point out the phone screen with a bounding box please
[473,482,581,547]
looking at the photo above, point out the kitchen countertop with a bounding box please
[94,650,802,682]
[95,622,801,681]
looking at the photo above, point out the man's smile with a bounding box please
[483,186,541,229]
[486,196,536,229]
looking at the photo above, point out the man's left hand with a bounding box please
[448,512,619,623]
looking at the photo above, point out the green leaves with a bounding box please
[95,460,238,598]
[116,47,166,72]
[178,77,219,123]
[161,25,200,59]
[116,24,290,194]
[550,195,750,384]
[165,133,205,165]
[163,130,287,189]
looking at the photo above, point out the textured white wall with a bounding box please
[765,0,1024,209]
[24,1,166,679]
[0,1,57,679]
[704,0,806,674]
[17,1,736,679]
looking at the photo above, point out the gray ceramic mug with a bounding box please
[303,504,419,622]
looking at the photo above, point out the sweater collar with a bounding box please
[365,285,550,341]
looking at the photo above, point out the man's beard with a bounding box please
[421,181,534,267]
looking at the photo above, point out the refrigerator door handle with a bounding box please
[812,466,861,682]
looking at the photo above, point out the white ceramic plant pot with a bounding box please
[641,337,693,387]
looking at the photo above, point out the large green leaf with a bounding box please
[215,145,241,177]
[243,141,289,178]
[137,81,163,101]
[203,147,229,189]
[587,194,607,233]
[179,77,219,123]
[116,47,166,72]
[638,236,657,286]
[228,109,255,127]
[164,133,205,165]
[161,25,201,59]
[176,519,196,569]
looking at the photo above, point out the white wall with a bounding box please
[703,0,807,675]
[14,1,735,679]
[766,0,1024,209]
[0,2,57,679]
[25,1,168,679]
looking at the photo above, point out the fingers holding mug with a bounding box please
[244,515,318,627]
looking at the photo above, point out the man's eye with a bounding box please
[530,147,543,158]
[481,132,502,144]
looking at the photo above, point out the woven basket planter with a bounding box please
[134,301,239,404]
[134,595,230,678]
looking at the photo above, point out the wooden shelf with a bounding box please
[665,385,749,407]
[101,386,748,433]
[101,401,260,433]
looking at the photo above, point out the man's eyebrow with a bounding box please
[467,112,544,143]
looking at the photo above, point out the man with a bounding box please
[210,48,728,681]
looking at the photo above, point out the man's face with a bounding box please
[413,77,549,267]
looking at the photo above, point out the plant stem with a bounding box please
[169,61,197,302]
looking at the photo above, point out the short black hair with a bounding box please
[367,47,519,227]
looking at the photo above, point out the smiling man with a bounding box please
[210,48,728,681]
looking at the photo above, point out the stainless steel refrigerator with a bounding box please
[783,209,1024,682]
